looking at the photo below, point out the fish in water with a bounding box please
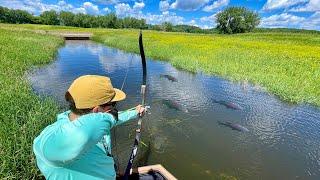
[162,99,189,113]
[160,74,178,82]
[212,100,242,110]
[153,135,168,153]
[218,121,249,132]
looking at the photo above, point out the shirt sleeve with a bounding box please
[114,109,138,126]
[42,112,116,165]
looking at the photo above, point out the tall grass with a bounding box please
[0,28,63,179]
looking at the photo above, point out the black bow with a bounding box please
[123,31,147,179]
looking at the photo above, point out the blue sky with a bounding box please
[0,0,319,30]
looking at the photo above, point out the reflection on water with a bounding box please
[27,40,320,180]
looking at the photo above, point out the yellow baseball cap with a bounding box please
[67,75,126,109]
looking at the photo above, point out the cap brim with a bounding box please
[111,88,126,102]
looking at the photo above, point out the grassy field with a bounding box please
[4,23,317,106]
[0,23,319,178]
[0,28,63,179]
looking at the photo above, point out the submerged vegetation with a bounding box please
[0,28,63,178]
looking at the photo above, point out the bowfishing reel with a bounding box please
[145,105,151,115]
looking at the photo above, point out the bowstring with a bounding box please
[120,54,134,90]
[113,53,134,174]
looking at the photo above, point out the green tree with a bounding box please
[161,22,173,31]
[14,9,33,24]
[216,7,260,34]
[82,14,93,28]
[119,17,147,29]
[0,6,9,23]
[0,6,33,24]
[98,13,118,28]
[40,10,59,25]
[32,16,42,24]
[59,11,74,26]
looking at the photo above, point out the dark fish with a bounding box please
[218,121,249,132]
[162,99,189,113]
[212,100,242,110]
[160,74,178,82]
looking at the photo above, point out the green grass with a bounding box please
[0,28,63,179]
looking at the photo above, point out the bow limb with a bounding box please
[123,31,147,179]
[139,30,147,107]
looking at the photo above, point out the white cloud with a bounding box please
[57,0,73,11]
[115,3,132,17]
[170,0,209,11]
[202,0,229,12]
[93,0,119,5]
[133,2,145,10]
[83,2,99,15]
[93,0,131,5]
[20,0,61,14]
[201,25,214,29]
[260,13,306,28]
[0,0,106,15]
[262,0,307,11]
[199,13,218,28]
[200,13,217,23]
[159,0,170,12]
[102,7,111,13]
[145,11,185,25]
[260,11,320,31]
[290,0,320,12]
[301,11,320,30]
[0,0,38,14]
[186,19,198,26]
[113,3,186,26]
[114,3,145,19]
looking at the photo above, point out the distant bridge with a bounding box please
[59,33,93,40]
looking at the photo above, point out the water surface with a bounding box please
[28,40,320,180]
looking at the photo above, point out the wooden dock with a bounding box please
[60,33,93,40]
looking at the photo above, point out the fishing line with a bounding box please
[113,53,134,175]
[120,54,134,90]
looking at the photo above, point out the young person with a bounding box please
[33,75,145,180]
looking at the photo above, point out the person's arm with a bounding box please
[42,113,116,165]
[114,105,145,126]
[115,109,138,126]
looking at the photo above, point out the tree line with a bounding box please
[0,6,147,29]
[0,6,261,34]
[0,6,217,33]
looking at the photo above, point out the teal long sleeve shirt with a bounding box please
[33,109,138,180]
